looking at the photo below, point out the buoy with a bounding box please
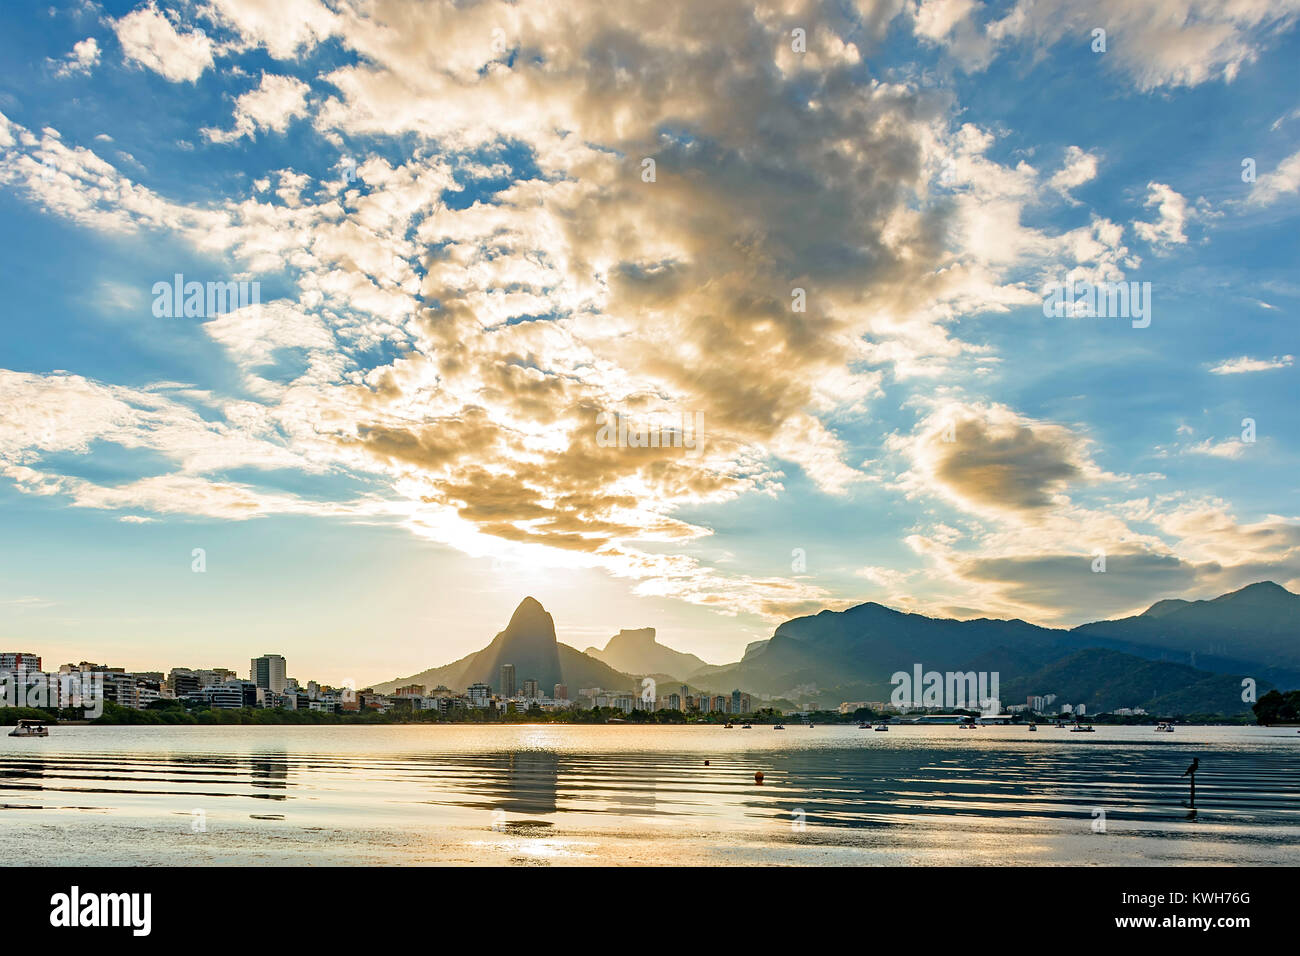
[754,771,764,785]
[704,760,710,765]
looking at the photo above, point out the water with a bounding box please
[2,724,1297,865]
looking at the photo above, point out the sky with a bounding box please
[0,0,1297,687]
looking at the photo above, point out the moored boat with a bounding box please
[8,719,48,738]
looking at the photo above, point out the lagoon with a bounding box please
[2,723,1297,866]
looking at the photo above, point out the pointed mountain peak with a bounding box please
[508,596,550,623]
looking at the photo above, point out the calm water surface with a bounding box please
[2,724,1297,865]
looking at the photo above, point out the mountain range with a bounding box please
[371,581,1299,716]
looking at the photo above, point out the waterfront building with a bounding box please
[250,654,287,694]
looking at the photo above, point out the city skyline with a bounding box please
[1,1,1298,684]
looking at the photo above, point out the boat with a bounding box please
[857,722,869,729]
[1155,722,1174,732]
[1027,724,1037,731]
[808,724,814,729]
[742,723,752,729]
[1070,723,1095,733]
[773,724,785,730]
[873,723,889,731]
[724,722,734,728]
[8,719,48,738]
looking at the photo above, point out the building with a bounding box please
[500,664,516,698]
[666,693,681,710]
[170,668,201,697]
[250,654,287,694]
[467,683,492,708]
[393,684,425,697]
[0,652,41,672]
[553,684,568,700]
[711,695,728,713]
[521,679,539,699]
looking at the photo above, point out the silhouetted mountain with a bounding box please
[690,582,1298,713]
[373,597,634,694]
[1069,581,1300,685]
[690,602,1068,705]
[584,627,711,680]
[373,583,1299,716]
[999,648,1268,716]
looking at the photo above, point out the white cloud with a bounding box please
[52,37,100,78]
[915,0,1300,91]
[112,2,214,83]
[203,73,312,143]
[1208,354,1294,374]
[1132,182,1191,249]
[1247,149,1300,206]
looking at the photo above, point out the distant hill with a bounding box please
[1069,581,1300,686]
[584,628,711,680]
[999,648,1268,716]
[688,601,1069,706]
[371,597,635,695]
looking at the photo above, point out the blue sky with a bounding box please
[1,0,1297,686]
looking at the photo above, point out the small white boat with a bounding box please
[773,724,785,730]
[1027,724,1037,731]
[742,723,752,729]
[873,723,889,731]
[1070,724,1095,733]
[858,722,869,729]
[1155,722,1174,732]
[8,719,48,738]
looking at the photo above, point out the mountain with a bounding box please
[372,597,635,694]
[584,627,711,680]
[371,582,1299,716]
[1069,581,1300,686]
[689,581,1299,713]
[689,601,1070,706]
[999,648,1268,716]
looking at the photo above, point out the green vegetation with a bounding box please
[1253,689,1300,725]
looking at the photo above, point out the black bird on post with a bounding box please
[1182,757,1199,817]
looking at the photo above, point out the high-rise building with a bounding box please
[0,652,41,672]
[731,689,742,714]
[553,683,568,700]
[500,664,516,697]
[250,654,287,694]
[466,683,492,708]
[521,679,539,699]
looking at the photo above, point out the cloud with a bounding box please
[896,403,1104,516]
[910,0,1300,91]
[1048,145,1100,196]
[112,2,214,83]
[1132,182,1191,249]
[51,37,100,78]
[200,0,340,60]
[1247,149,1300,206]
[1208,354,1294,374]
[4,0,1292,627]
[202,73,312,143]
